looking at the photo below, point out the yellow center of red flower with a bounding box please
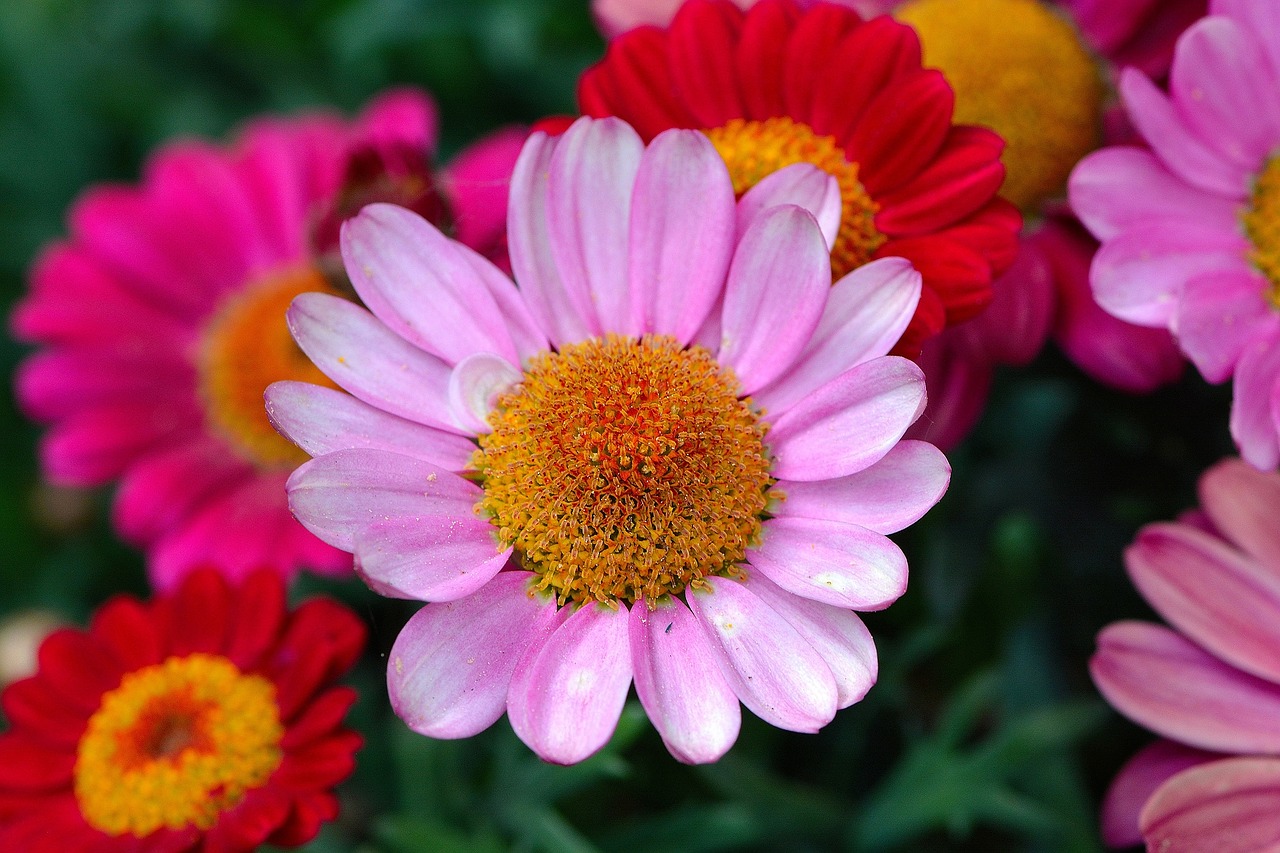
[199,267,341,467]
[475,335,771,607]
[897,0,1103,213]
[1245,155,1280,309]
[705,117,884,280]
[74,653,284,837]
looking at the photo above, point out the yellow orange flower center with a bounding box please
[897,0,1103,212]
[475,335,772,607]
[199,267,341,467]
[705,117,884,280]
[74,653,284,837]
[1245,155,1280,309]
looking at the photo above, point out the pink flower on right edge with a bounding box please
[1091,458,1280,850]
[1070,0,1280,469]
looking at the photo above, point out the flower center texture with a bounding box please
[897,0,1103,212]
[200,267,341,467]
[1245,155,1280,309]
[74,653,284,837]
[705,117,884,280]
[476,335,772,607]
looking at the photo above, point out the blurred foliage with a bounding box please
[0,1,1238,852]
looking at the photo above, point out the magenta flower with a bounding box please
[1070,0,1280,469]
[268,117,950,764]
[11,89,527,588]
[1092,458,1280,848]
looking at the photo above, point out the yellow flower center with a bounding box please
[74,654,284,837]
[897,0,1104,212]
[476,335,772,607]
[1245,155,1280,310]
[199,267,341,467]
[705,117,884,280]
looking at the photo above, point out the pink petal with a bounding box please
[689,576,838,732]
[629,597,741,764]
[1090,222,1246,328]
[1101,739,1224,849]
[388,572,560,739]
[718,205,831,394]
[454,240,549,361]
[1230,335,1280,470]
[1069,147,1240,243]
[745,573,877,708]
[1127,522,1280,685]
[285,447,482,552]
[264,381,476,471]
[736,164,841,251]
[446,353,521,435]
[1213,0,1280,80]
[772,440,949,534]
[286,292,461,434]
[1176,269,1278,383]
[768,356,927,482]
[546,117,645,335]
[747,516,907,611]
[628,129,736,343]
[1142,757,1280,853]
[354,515,510,603]
[442,126,527,255]
[507,602,634,765]
[1199,457,1280,573]
[1119,68,1250,197]
[340,204,517,365]
[753,257,921,415]
[506,131,596,345]
[1091,621,1280,754]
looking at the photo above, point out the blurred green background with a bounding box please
[0,1,1237,851]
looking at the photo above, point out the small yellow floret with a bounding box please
[1245,155,1280,310]
[74,654,284,837]
[898,0,1103,212]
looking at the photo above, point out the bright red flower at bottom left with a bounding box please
[0,569,366,853]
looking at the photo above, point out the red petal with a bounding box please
[265,792,338,848]
[580,28,697,139]
[892,285,947,358]
[271,731,362,791]
[137,826,200,853]
[808,17,921,142]
[267,600,365,720]
[280,687,357,750]
[0,796,97,853]
[735,0,801,119]
[929,197,1023,277]
[849,70,953,196]
[223,570,286,672]
[89,597,163,672]
[163,569,230,657]
[783,3,864,121]
[0,733,74,791]
[201,787,290,853]
[874,126,1007,234]
[667,0,746,127]
[36,630,122,715]
[1,676,88,750]
[880,236,994,325]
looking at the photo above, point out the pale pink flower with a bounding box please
[11,89,527,587]
[1071,0,1280,468]
[269,117,949,764]
[1092,458,1280,848]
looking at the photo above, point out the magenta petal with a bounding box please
[265,381,476,471]
[285,448,481,551]
[748,516,907,611]
[768,356,927,482]
[628,129,735,343]
[1126,522,1280,685]
[286,292,461,434]
[689,576,838,733]
[546,117,645,335]
[1199,457,1280,572]
[446,353,521,435]
[1176,269,1278,383]
[507,602,633,765]
[772,440,949,534]
[737,164,842,251]
[388,572,560,739]
[753,257,922,415]
[1213,0,1280,79]
[40,401,199,487]
[718,205,831,394]
[340,204,517,365]
[112,439,251,546]
[1141,757,1280,853]
[629,597,741,764]
[443,125,526,255]
[1231,335,1280,470]
[1091,621,1280,753]
[1101,739,1223,849]
[745,573,877,709]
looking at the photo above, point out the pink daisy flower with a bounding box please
[1071,0,1280,469]
[11,89,526,588]
[1091,458,1280,849]
[267,117,950,764]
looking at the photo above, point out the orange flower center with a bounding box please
[74,654,284,837]
[199,267,341,467]
[1245,155,1280,310]
[475,335,772,606]
[897,0,1103,212]
[704,117,884,280]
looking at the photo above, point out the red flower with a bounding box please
[577,0,1021,353]
[0,569,366,852]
